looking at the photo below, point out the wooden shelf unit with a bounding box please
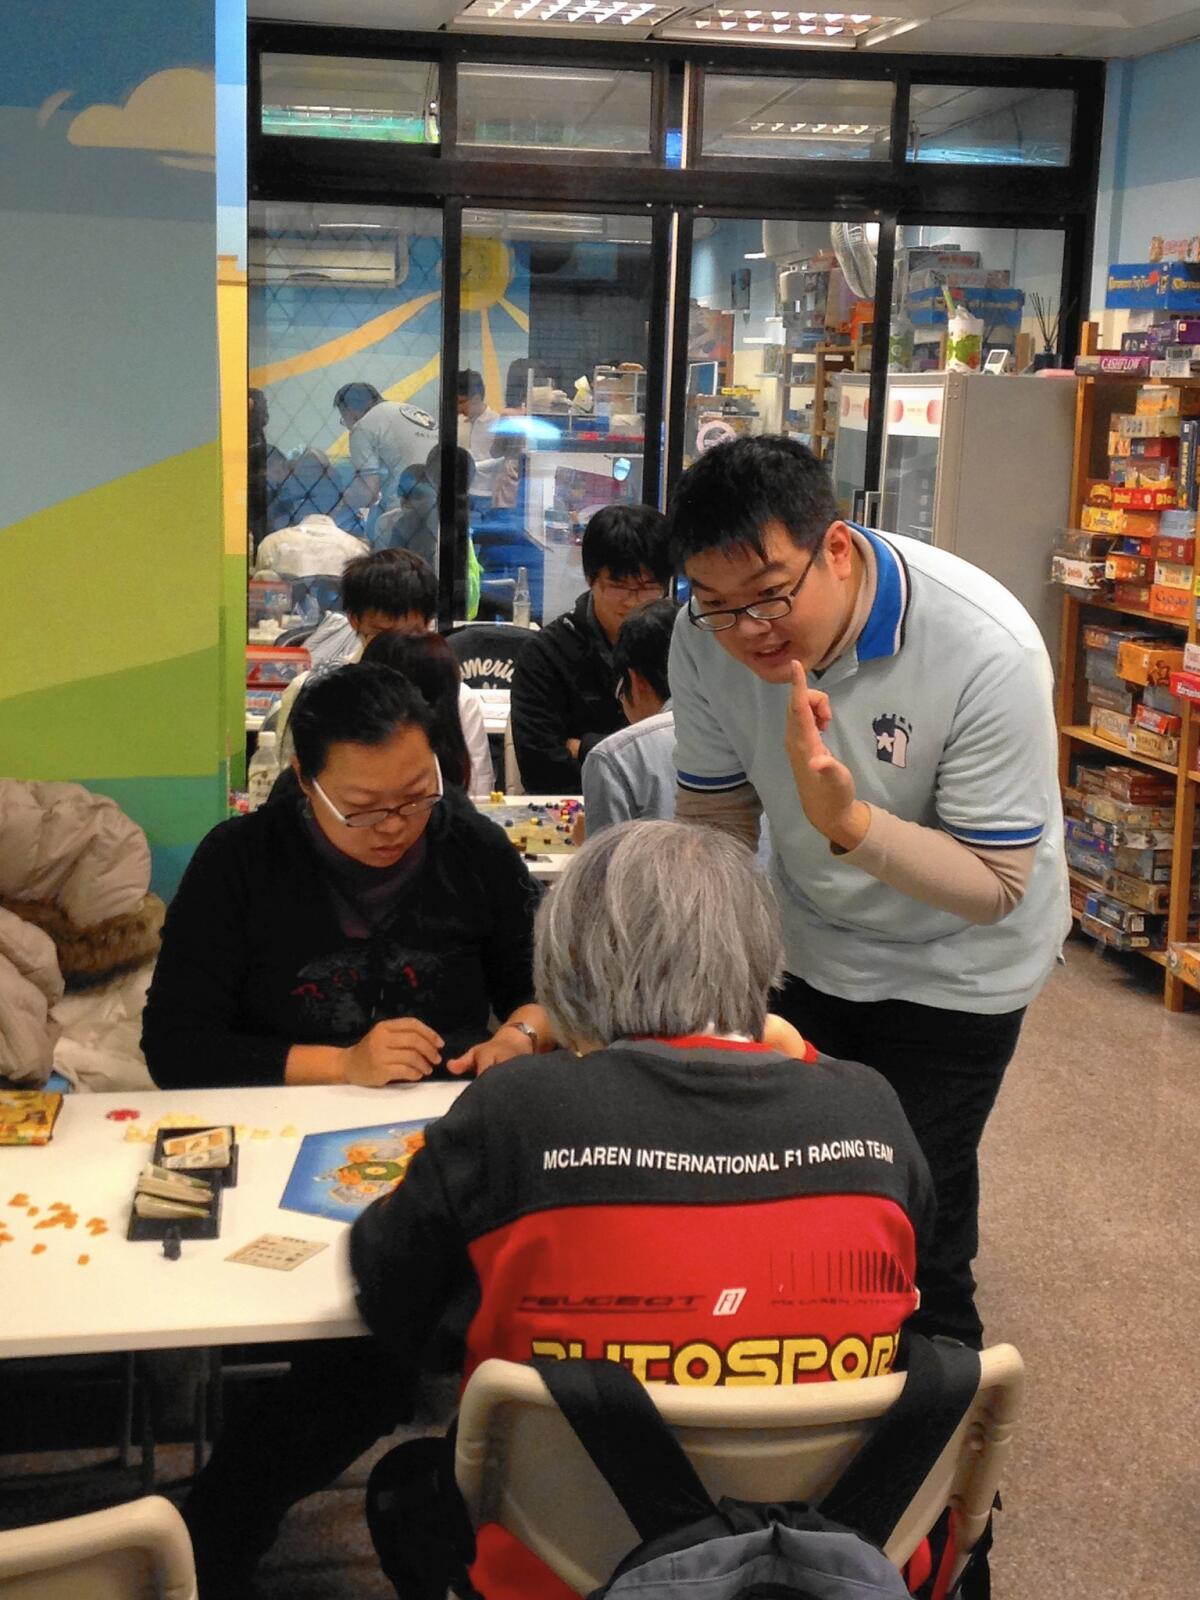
[787,344,853,458]
[1056,372,1200,1010]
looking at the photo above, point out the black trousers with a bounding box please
[182,1337,413,1599]
[774,976,1025,1351]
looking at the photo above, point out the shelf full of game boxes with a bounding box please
[1051,353,1200,1009]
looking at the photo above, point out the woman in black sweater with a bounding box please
[142,662,547,1089]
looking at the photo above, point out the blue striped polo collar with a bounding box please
[851,523,911,664]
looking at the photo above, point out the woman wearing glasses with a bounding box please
[142,662,547,1090]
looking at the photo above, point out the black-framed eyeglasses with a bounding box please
[311,759,443,829]
[686,551,817,633]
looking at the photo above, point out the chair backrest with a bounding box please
[0,1495,196,1600]
[275,624,317,649]
[445,622,537,690]
[455,1348,1024,1598]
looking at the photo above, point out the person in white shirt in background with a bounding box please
[580,598,678,836]
[253,513,367,580]
[334,381,438,513]
[276,550,493,798]
[456,368,500,460]
[457,367,515,506]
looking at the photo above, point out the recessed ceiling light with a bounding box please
[656,7,901,43]
[456,0,678,29]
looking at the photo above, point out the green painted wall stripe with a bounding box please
[0,441,222,704]
[0,648,223,778]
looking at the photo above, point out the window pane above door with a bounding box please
[457,64,653,157]
[702,74,893,162]
[907,84,1074,167]
[261,54,439,144]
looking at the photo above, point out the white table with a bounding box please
[0,1083,463,1359]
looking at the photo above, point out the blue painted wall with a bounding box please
[1092,39,1200,311]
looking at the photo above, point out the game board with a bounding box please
[476,795,582,856]
[279,1120,433,1222]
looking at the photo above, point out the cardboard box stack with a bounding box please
[904,247,1024,350]
[1064,764,1199,952]
[1053,380,1200,620]
[1073,623,1184,762]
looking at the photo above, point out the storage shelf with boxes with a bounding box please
[1051,354,1200,1012]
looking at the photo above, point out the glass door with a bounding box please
[245,199,445,719]
[456,207,657,627]
[680,214,884,522]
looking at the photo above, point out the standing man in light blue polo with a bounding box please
[668,435,1069,1350]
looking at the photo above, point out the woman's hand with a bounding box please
[341,1018,443,1086]
[447,1023,535,1078]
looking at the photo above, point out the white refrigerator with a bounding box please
[830,370,1075,654]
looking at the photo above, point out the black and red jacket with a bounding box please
[350,1036,934,1596]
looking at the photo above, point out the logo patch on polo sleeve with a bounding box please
[873,712,912,768]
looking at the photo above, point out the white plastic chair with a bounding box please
[455,1347,1024,1596]
[0,1495,196,1600]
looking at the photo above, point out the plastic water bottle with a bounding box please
[247,731,279,811]
[513,566,532,629]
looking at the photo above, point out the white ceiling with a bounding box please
[251,0,1200,60]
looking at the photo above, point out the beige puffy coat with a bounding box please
[0,781,153,1083]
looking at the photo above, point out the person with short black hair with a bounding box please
[511,503,671,792]
[667,433,1069,1349]
[340,546,438,644]
[143,661,548,1092]
[363,630,472,792]
[334,380,438,511]
[581,597,678,834]
[279,548,494,796]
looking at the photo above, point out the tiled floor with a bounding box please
[3,937,1197,1597]
[975,936,1199,1600]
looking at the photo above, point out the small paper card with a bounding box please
[226,1233,328,1272]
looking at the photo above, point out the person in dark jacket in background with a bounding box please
[511,504,671,792]
[142,663,549,1090]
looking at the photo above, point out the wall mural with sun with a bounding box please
[249,230,532,460]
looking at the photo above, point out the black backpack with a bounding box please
[534,1333,988,1600]
[366,1334,992,1600]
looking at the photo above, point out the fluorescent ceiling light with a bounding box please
[744,250,767,258]
[455,0,681,28]
[659,6,900,43]
[318,221,384,229]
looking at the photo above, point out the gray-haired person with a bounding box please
[350,820,934,1598]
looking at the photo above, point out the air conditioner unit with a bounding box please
[249,236,405,287]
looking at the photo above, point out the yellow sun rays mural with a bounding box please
[252,233,530,460]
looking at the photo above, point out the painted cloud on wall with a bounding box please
[67,66,214,169]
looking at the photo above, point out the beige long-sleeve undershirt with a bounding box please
[676,784,1035,926]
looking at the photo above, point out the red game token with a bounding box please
[105,1108,140,1121]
